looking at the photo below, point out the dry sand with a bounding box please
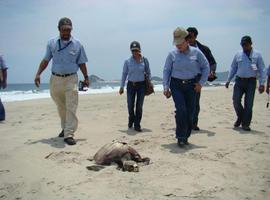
[0,86,269,200]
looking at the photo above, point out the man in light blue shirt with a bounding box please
[34,17,89,145]
[0,55,8,121]
[163,27,209,147]
[226,36,265,131]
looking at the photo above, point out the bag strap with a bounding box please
[143,57,149,78]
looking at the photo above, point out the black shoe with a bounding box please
[242,126,251,131]
[64,137,76,145]
[234,119,242,127]
[177,139,185,147]
[183,139,189,145]
[134,127,142,132]
[58,130,64,137]
[193,126,200,131]
[128,122,133,128]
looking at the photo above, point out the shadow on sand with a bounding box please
[27,137,87,149]
[192,129,216,137]
[118,128,152,136]
[161,142,207,154]
[232,127,265,135]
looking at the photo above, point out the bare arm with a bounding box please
[79,63,89,87]
[34,59,49,87]
[1,69,7,89]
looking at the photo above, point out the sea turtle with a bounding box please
[86,141,150,172]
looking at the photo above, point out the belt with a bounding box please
[171,77,196,84]
[52,72,76,77]
[128,80,145,86]
[236,76,256,81]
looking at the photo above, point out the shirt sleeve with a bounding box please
[43,41,53,62]
[268,65,270,76]
[227,54,238,82]
[257,53,266,85]
[163,53,173,91]
[77,44,88,64]
[144,58,151,80]
[197,51,210,85]
[121,60,128,88]
[0,56,7,69]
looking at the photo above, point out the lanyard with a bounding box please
[58,39,72,52]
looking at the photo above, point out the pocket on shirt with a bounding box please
[68,50,78,63]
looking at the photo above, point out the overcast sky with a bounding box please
[1,0,270,83]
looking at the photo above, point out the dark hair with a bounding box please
[241,35,252,45]
[58,17,72,30]
[187,27,198,37]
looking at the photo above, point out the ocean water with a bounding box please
[0,81,225,102]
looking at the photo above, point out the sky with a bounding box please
[0,0,270,83]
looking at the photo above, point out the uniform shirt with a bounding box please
[227,49,266,85]
[44,36,88,74]
[163,46,210,90]
[121,56,151,88]
[0,55,7,70]
[267,65,270,76]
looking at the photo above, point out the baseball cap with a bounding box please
[130,41,141,51]
[241,35,252,45]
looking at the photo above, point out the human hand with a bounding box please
[84,78,90,87]
[34,75,41,87]
[258,85,265,94]
[225,81,230,89]
[194,83,202,93]
[163,89,171,98]
[119,87,124,95]
[1,81,7,89]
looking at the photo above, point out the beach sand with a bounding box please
[0,86,269,200]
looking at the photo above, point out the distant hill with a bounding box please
[90,75,104,83]
[151,76,163,81]
[216,71,229,81]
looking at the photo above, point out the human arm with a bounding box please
[34,59,49,87]
[119,61,128,95]
[79,63,89,87]
[163,53,173,97]
[226,54,238,88]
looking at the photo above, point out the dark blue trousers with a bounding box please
[170,78,196,140]
[233,77,256,127]
[127,81,145,128]
[193,91,201,126]
[0,98,5,121]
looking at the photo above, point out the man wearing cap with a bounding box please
[163,27,209,147]
[34,17,89,145]
[0,55,8,121]
[225,36,265,131]
[186,27,217,131]
[119,41,151,132]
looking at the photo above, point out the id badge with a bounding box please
[190,56,197,60]
[69,50,76,56]
[251,64,257,70]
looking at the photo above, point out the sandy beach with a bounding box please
[0,86,269,200]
